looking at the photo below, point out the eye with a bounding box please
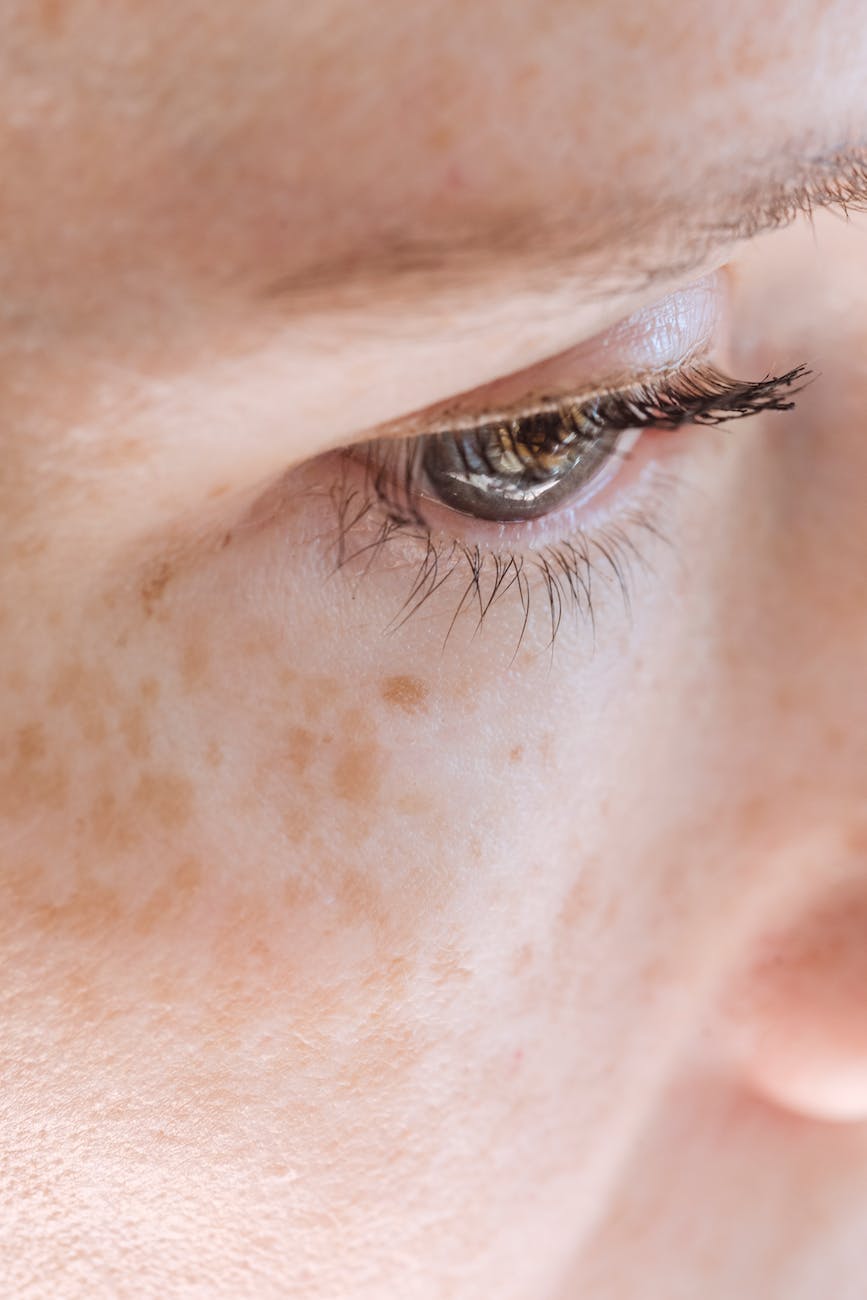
[352,362,810,532]
[419,403,638,523]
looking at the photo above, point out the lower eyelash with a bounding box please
[321,362,809,655]
[327,463,679,658]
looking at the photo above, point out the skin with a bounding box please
[2,1,867,1296]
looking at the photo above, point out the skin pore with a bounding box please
[2,1,867,1297]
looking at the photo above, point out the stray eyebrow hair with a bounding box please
[265,143,867,310]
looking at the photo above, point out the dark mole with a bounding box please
[381,675,429,715]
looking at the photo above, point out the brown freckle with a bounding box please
[49,660,86,708]
[120,703,151,760]
[824,724,846,752]
[381,675,429,715]
[208,482,231,499]
[739,793,773,838]
[342,706,375,738]
[431,948,473,985]
[39,879,124,941]
[396,791,435,817]
[205,739,223,769]
[16,723,47,764]
[335,866,386,930]
[846,822,867,860]
[133,856,203,937]
[140,558,174,616]
[509,744,523,764]
[141,676,160,703]
[333,744,382,804]
[38,0,63,33]
[220,531,233,549]
[88,789,138,852]
[134,770,195,830]
[13,536,49,561]
[511,943,535,976]
[559,868,599,931]
[281,804,313,843]
[180,635,210,690]
[285,727,317,778]
[0,753,69,820]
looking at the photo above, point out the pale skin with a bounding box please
[2,1,867,1296]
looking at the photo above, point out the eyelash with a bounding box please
[326,361,810,654]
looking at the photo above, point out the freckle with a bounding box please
[220,531,233,549]
[560,869,599,930]
[0,754,69,820]
[847,822,867,859]
[208,482,231,499]
[426,121,456,153]
[281,805,313,843]
[50,880,124,941]
[773,683,799,715]
[511,943,534,976]
[180,635,210,689]
[333,745,382,803]
[281,872,319,912]
[396,791,435,816]
[335,867,386,930]
[205,739,223,769]
[134,771,195,830]
[342,706,375,738]
[824,724,846,752]
[88,790,137,852]
[133,856,203,936]
[49,660,86,708]
[381,675,429,715]
[509,744,523,764]
[601,893,622,931]
[17,723,47,763]
[740,793,773,837]
[36,2,63,39]
[141,676,160,703]
[120,703,151,759]
[431,948,473,985]
[140,558,174,616]
[285,727,317,777]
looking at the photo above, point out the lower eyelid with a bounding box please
[320,431,690,655]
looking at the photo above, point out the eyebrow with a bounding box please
[264,143,867,310]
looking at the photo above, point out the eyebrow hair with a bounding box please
[264,143,867,311]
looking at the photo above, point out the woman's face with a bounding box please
[3,2,867,1295]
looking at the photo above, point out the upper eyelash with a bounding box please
[327,361,811,655]
[351,361,812,529]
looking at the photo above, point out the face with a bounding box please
[3,2,867,1295]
